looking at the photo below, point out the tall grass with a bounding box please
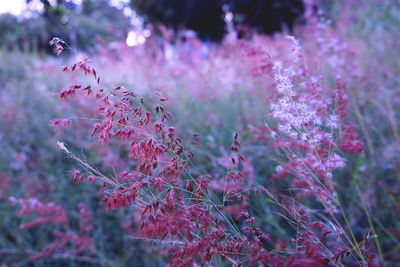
[1,1,400,266]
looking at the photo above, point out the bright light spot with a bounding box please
[126,31,137,47]
[224,12,233,23]
[165,45,174,61]
[109,0,129,9]
[32,1,45,12]
[48,0,57,6]
[126,31,146,47]
[123,7,132,17]
[130,16,142,27]
[137,35,146,44]
[0,0,25,15]
[143,29,151,38]
[66,0,82,5]
[0,0,48,16]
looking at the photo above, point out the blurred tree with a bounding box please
[230,0,304,34]
[0,0,130,54]
[0,13,48,52]
[130,0,224,41]
[130,0,304,40]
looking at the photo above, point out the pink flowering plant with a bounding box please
[0,1,399,266]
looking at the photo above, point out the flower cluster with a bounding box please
[10,197,94,261]
[52,49,272,265]
[41,30,375,266]
[267,37,362,214]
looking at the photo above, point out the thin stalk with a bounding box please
[354,181,385,266]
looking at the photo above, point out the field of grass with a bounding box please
[0,1,400,266]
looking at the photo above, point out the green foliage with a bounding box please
[0,0,129,54]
